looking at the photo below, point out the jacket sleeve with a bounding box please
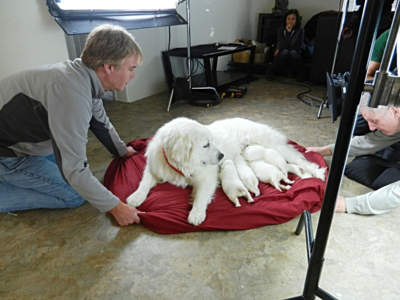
[329,130,400,157]
[346,181,400,214]
[292,27,304,52]
[47,85,120,212]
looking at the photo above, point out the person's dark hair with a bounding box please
[282,9,302,29]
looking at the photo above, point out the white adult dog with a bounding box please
[127,117,325,226]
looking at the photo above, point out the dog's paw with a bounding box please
[126,191,147,207]
[188,208,206,226]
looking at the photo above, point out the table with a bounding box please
[162,43,256,90]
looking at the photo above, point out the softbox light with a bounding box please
[46,0,187,35]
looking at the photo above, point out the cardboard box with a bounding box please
[254,42,267,63]
[232,40,266,63]
[232,39,254,63]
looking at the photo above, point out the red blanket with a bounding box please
[104,138,328,234]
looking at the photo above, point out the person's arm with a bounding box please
[366,61,381,81]
[308,131,400,158]
[292,27,304,52]
[90,98,132,157]
[305,145,333,156]
[348,131,400,156]
[275,26,285,53]
[345,181,400,214]
[47,86,131,215]
[366,29,390,81]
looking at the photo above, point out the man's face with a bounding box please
[362,107,400,136]
[109,54,138,91]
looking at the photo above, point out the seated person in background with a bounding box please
[266,9,305,82]
[366,29,397,82]
[307,93,400,215]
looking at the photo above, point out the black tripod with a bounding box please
[285,0,386,299]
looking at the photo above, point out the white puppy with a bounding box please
[249,160,294,192]
[232,155,260,197]
[219,159,254,207]
[242,145,288,177]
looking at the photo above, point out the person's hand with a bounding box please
[121,146,138,158]
[305,146,332,156]
[286,25,292,32]
[109,201,143,226]
[274,49,279,57]
[335,195,347,213]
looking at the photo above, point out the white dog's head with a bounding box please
[161,117,224,175]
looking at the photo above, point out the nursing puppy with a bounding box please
[248,160,294,192]
[219,159,254,207]
[242,145,289,177]
[232,155,260,197]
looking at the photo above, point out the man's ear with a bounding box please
[103,64,113,75]
[390,107,400,118]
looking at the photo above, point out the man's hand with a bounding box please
[335,195,347,213]
[109,201,143,226]
[121,146,138,158]
[305,146,333,156]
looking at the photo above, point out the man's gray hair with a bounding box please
[81,24,143,70]
[359,92,389,116]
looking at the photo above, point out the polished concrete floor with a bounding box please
[1,75,399,300]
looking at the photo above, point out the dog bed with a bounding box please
[104,138,328,234]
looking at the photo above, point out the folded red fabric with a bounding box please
[104,138,328,234]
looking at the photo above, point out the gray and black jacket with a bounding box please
[0,59,127,212]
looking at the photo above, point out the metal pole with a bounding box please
[287,1,384,299]
[331,0,350,75]
[186,0,192,89]
[370,0,400,107]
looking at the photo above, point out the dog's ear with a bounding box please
[163,132,193,166]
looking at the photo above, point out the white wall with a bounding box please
[0,0,341,103]
[0,0,68,77]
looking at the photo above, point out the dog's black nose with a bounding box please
[218,153,224,161]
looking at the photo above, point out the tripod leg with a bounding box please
[317,96,327,119]
[167,87,175,112]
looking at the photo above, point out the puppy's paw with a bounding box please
[188,208,206,226]
[314,167,327,181]
[126,191,147,207]
[251,187,261,197]
[279,184,292,191]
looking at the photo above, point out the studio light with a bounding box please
[46,0,186,35]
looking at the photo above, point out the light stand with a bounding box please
[304,0,351,119]
[286,0,386,299]
[167,0,220,112]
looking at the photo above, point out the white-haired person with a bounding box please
[0,24,143,226]
[307,93,400,215]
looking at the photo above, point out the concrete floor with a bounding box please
[1,75,399,300]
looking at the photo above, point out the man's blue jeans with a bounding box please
[0,154,86,212]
